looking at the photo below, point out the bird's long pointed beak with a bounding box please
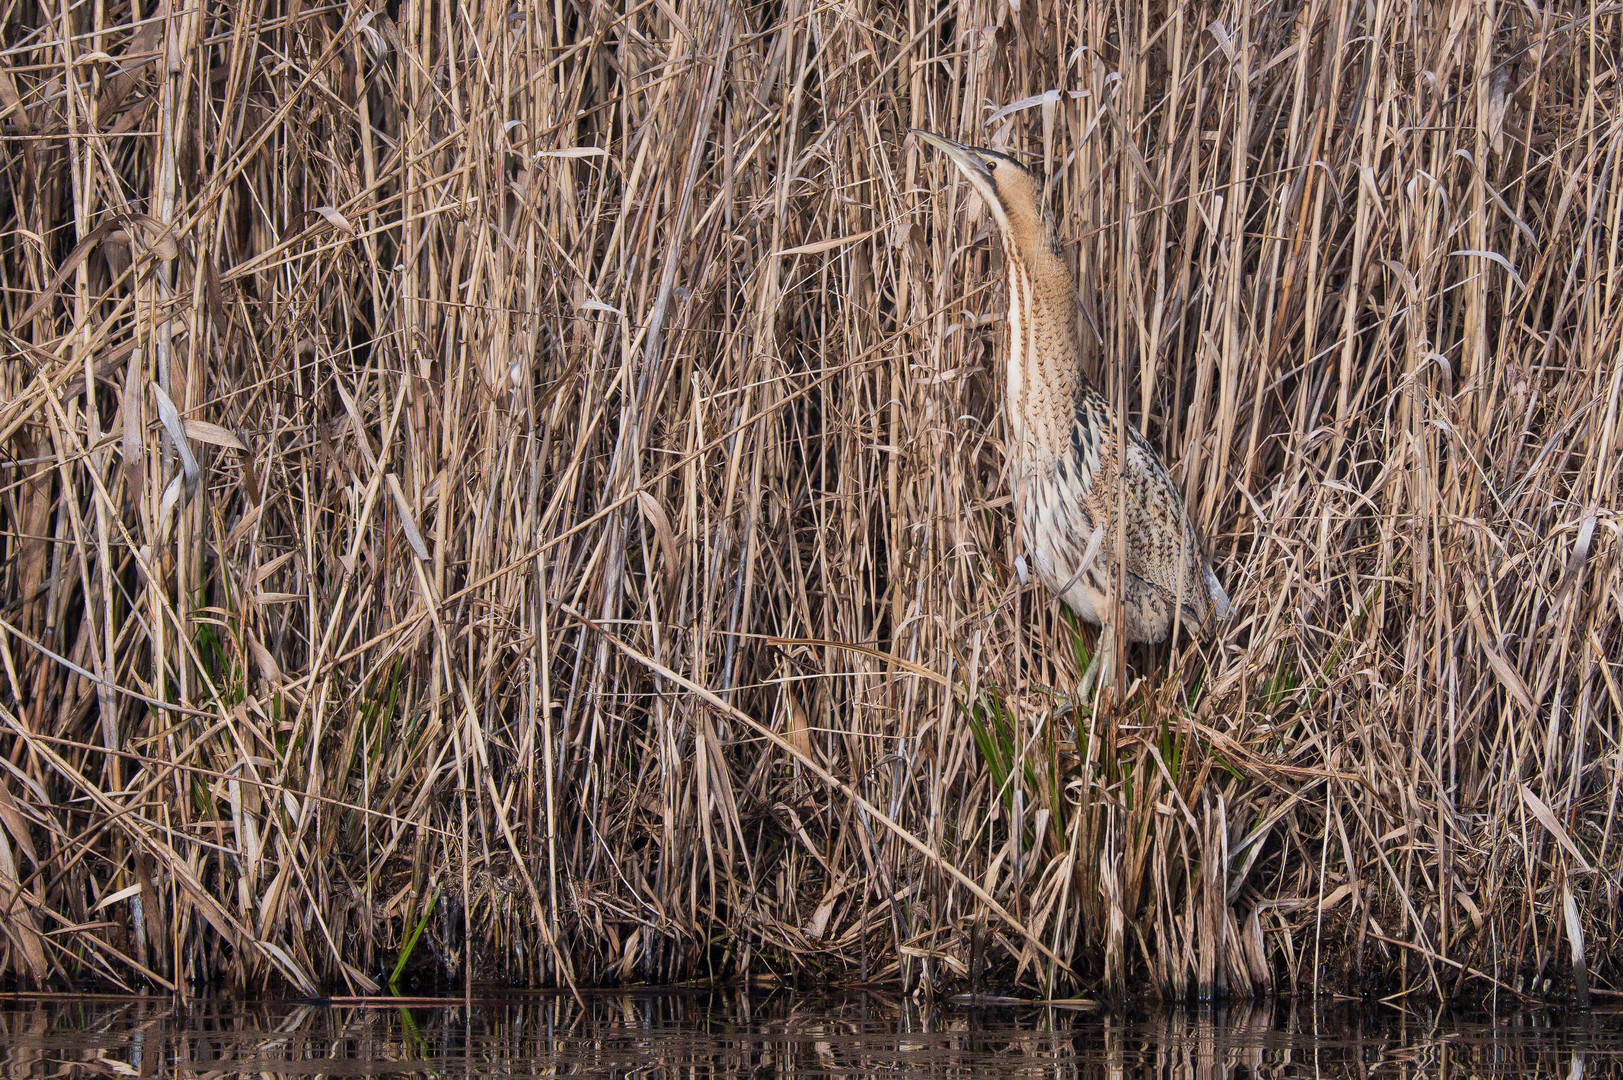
[910,128,992,182]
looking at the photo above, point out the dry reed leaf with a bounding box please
[1464,581,1536,714]
[92,882,143,913]
[0,62,31,134]
[311,207,357,237]
[1519,785,1594,872]
[16,221,119,325]
[385,474,429,561]
[1554,512,1598,599]
[782,684,814,763]
[777,231,877,257]
[1450,248,1526,292]
[0,829,47,983]
[533,147,607,159]
[149,383,200,490]
[988,89,1090,124]
[247,635,284,685]
[252,550,295,586]
[635,492,679,596]
[1563,882,1589,1004]
[0,785,40,867]
[181,419,247,451]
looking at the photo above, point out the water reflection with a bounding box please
[0,993,1617,1079]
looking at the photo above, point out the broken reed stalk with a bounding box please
[0,0,1618,1000]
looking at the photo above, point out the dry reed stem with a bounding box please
[0,0,1619,1000]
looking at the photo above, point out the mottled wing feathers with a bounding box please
[1067,403,1228,641]
[1122,429,1227,636]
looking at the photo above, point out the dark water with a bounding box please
[1,993,1620,1078]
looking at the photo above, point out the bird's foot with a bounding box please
[1045,692,1087,723]
[1047,631,1115,722]
[1053,670,1110,720]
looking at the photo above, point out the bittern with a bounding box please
[914,129,1230,697]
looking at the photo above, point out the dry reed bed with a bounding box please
[0,0,1619,999]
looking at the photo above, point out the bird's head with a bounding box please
[911,129,1053,259]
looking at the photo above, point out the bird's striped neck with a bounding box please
[1002,244,1090,468]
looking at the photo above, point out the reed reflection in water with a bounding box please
[0,994,1617,1080]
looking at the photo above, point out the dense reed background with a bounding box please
[1,0,1620,1000]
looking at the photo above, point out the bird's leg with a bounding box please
[1075,625,1115,705]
